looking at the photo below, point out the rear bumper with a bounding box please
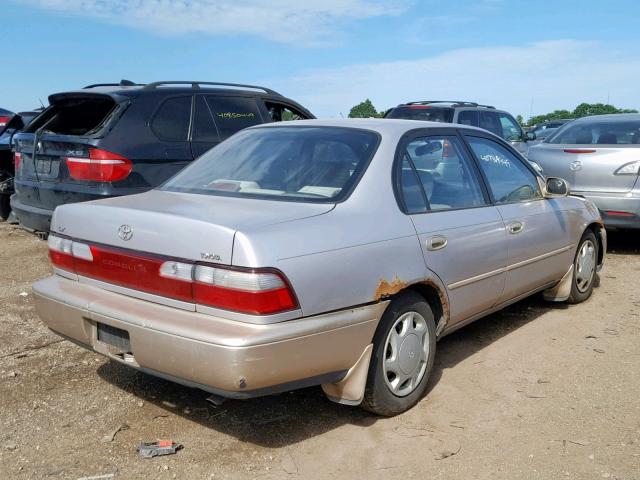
[33,275,385,398]
[10,195,52,232]
[576,191,640,229]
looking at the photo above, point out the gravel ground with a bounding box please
[0,221,639,480]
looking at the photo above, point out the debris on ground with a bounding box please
[75,474,115,480]
[137,440,183,458]
[100,423,129,443]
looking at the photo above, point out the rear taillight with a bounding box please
[47,235,298,315]
[0,116,10,127]
[13,152,22,171]
[605,210,635,217]
[614,161,640,176]
[65,148,132,182]
[194,265,297,315]
[563,149,596,154]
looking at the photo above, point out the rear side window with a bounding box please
[466,136,542,204]
[385,107,454,123]
[479,111,502,137]
[206,96,263,138]
[399,136,486,212]
[29,97,116,135]
[549,119,640,145]
[151,96,192,141]
[192,95,220,142]
[457,110,479,127]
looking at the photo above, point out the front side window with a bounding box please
[151,96,192,141]
[398,136,486,212]
[549,119,640,145]
[206,96,263,138]
[162,127,379,203]
[466,136,542,204]
[497,113,523,141]
[264,101,308,122]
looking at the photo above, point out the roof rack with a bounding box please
[405,100,495,109]
[142,81,281,95]
[83,79,143,89]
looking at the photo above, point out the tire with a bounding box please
[361,291,436,416]
[567,230,598,304]
[0,194,10,221]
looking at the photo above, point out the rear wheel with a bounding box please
[0,194,10,221]
[567,230,598,304]
[361,291,436,416]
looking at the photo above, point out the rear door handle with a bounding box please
[426,235,448,251]
[507,221,524,234]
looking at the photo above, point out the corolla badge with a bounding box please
[117,224,133,241]
[569,160,582,171]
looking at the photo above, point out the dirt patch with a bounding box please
[0,222,639,479]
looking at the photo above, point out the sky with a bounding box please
[2,0,640,120]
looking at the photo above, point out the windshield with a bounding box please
[549,118,640,145]
[385,106,454,123]
[162,126,380,202]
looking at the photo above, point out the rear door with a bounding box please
[396,128,508,325]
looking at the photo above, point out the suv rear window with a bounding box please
[162,126,379,203]
[549,119,640,145]
[385,106,454,123]
[26,96,116,135]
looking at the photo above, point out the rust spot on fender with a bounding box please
[374,275,408,301]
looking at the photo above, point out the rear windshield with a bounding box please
[549,118,640,145]
[162,126,380,203]
[385,106,454,123]
[25,96,117,135]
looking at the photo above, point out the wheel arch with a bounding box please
[585,222,606,268]
[377,278,450,338]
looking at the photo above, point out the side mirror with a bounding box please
[526,131,537,141]
[545,177,569,197]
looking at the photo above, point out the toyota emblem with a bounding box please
[118,224,133,241]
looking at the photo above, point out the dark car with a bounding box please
[384,101,533,157]
[11,80,314,232]
[0,109,41,219]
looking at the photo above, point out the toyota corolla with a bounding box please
[33,119,605,415]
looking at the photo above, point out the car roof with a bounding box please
[249,118,490,135]
[571,113,640,124]
[392,101,497,110]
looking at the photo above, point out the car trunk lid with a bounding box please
[51,189,335,265]
[529,144,640,193]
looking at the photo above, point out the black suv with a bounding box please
[385,101,533,157]
[11,80,314,232]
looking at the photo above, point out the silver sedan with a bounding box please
[529,113,640,229]
[33,119,605,415]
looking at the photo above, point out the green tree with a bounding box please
[528,103,638,126]
[349,99,381,118]
[515,114,524,126]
